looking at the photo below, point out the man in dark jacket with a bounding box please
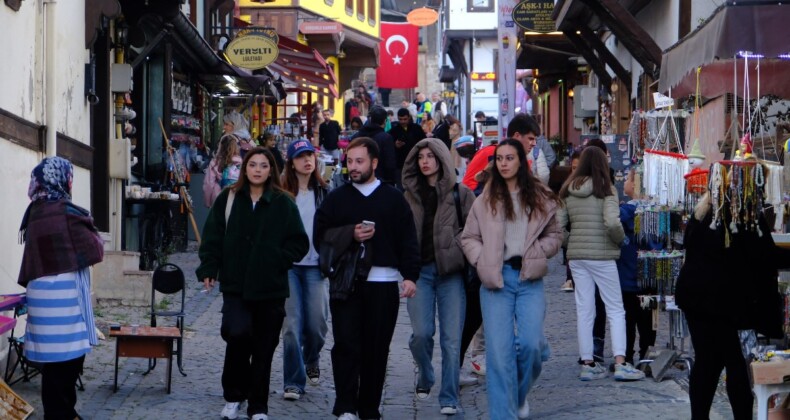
[351,106,398,184]
[388,108,426,175]
[315,137,420,420]
[319,109,342,160]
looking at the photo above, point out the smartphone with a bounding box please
[361,220,375,228]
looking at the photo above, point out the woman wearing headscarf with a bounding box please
[223,111,254,158]
[18,157,103,419]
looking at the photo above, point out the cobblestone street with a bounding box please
[11,245,731,419]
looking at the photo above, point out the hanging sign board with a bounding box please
[299,21,343,34]
[512,0,556,33]
[225,28,279,70]
[407,7,439,27]
[652,92,675,109]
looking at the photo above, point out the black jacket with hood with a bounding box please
[351,122,398,184]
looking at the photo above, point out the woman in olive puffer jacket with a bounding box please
[556,146,644,382]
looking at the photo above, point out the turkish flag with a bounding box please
[376,22,419,89]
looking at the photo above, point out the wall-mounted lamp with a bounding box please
[337,49,346,59]
[85,55,99,105]
[568,89,574,99]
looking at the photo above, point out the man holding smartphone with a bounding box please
[315,137,420,420]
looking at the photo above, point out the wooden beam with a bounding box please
[563,29,612,93]
[580,0,662,77]
[578,26,631,91]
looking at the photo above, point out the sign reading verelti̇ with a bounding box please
[225,28,279,70]
[512,0,556,33]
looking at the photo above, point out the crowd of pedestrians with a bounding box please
[188,99,671,420]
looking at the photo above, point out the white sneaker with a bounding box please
[518,399,529,418]
[470,355,486,376]
[614,362,646,381]
[440,406,458,415]
[338,413,359,420]
[579,362,608,381]
[459,370,478,387]
[283,387,302,400]
[560,279,574,292]
[251,415,268,420]
[221,402,240,420]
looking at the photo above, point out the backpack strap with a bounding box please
[453,183,464,229]
[225,189,236,226]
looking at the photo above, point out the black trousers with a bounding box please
[42,355,84,420]
[330,281,400,419]
[220,295,285,416]
[685,313,753,420]
[622,291,656,363]
[459,282,482,367]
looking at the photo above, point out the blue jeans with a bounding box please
[407,263,466,407]
[480,265,546,420]
[282,266,329,392]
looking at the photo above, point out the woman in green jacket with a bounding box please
[197,147,309,420]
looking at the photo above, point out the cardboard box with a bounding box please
[752,359,790,384]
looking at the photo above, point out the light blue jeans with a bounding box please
[480,265,546,420]
[407,262,466,407]
[282,265,329,392]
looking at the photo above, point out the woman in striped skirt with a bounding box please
[18,157,103,419]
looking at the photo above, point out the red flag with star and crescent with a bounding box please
[376,22,419,88]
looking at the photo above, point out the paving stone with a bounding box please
[10,246,735,419]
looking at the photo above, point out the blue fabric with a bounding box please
[480,266,546,420]
[616,203,640,292]
[282,266,329,391]
[407,263,466,407]
[27,156,73,201]
[24,269,95,363]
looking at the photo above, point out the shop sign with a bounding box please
[406,7,439,27]
[225,28,279,70]
[299,21,343,35]
[471,72,497,81]
[512,0,556,33]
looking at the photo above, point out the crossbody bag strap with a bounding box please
[225,190,236,225]
[453,183,464,229]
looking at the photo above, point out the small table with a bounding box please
[110,326,181,394]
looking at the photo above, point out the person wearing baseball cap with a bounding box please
[280,137,331,402]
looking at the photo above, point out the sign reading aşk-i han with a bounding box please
[225,28,279,70]
[512,0,556,33]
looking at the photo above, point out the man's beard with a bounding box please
[350,165,374,184]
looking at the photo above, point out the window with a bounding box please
[345,0,353,16]
[325,0,333,5]
[368,0,376,26]
[357,0,364,20]
[467,0,493,13]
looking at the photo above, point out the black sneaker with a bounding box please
[306,366,320,385]
[415,387,430,400]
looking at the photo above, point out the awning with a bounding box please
[123,8,275,96]
[659,0,790,98]
[266,35,339,98]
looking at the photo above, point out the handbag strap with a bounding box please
[225,190,236,225]
[452,183,464,229]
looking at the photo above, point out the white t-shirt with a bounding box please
[352,179,381,197]
[294,189,319,266]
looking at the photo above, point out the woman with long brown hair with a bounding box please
[279,140,331,401]
[460,139,562,419]
[197,147,309,420]
[557,146,644,382]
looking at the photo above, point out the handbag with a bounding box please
[453,183,480,290]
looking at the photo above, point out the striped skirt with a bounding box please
[24,268,97,363]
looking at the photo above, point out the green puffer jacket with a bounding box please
[196,186,309,300]
[557,179,624,261]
